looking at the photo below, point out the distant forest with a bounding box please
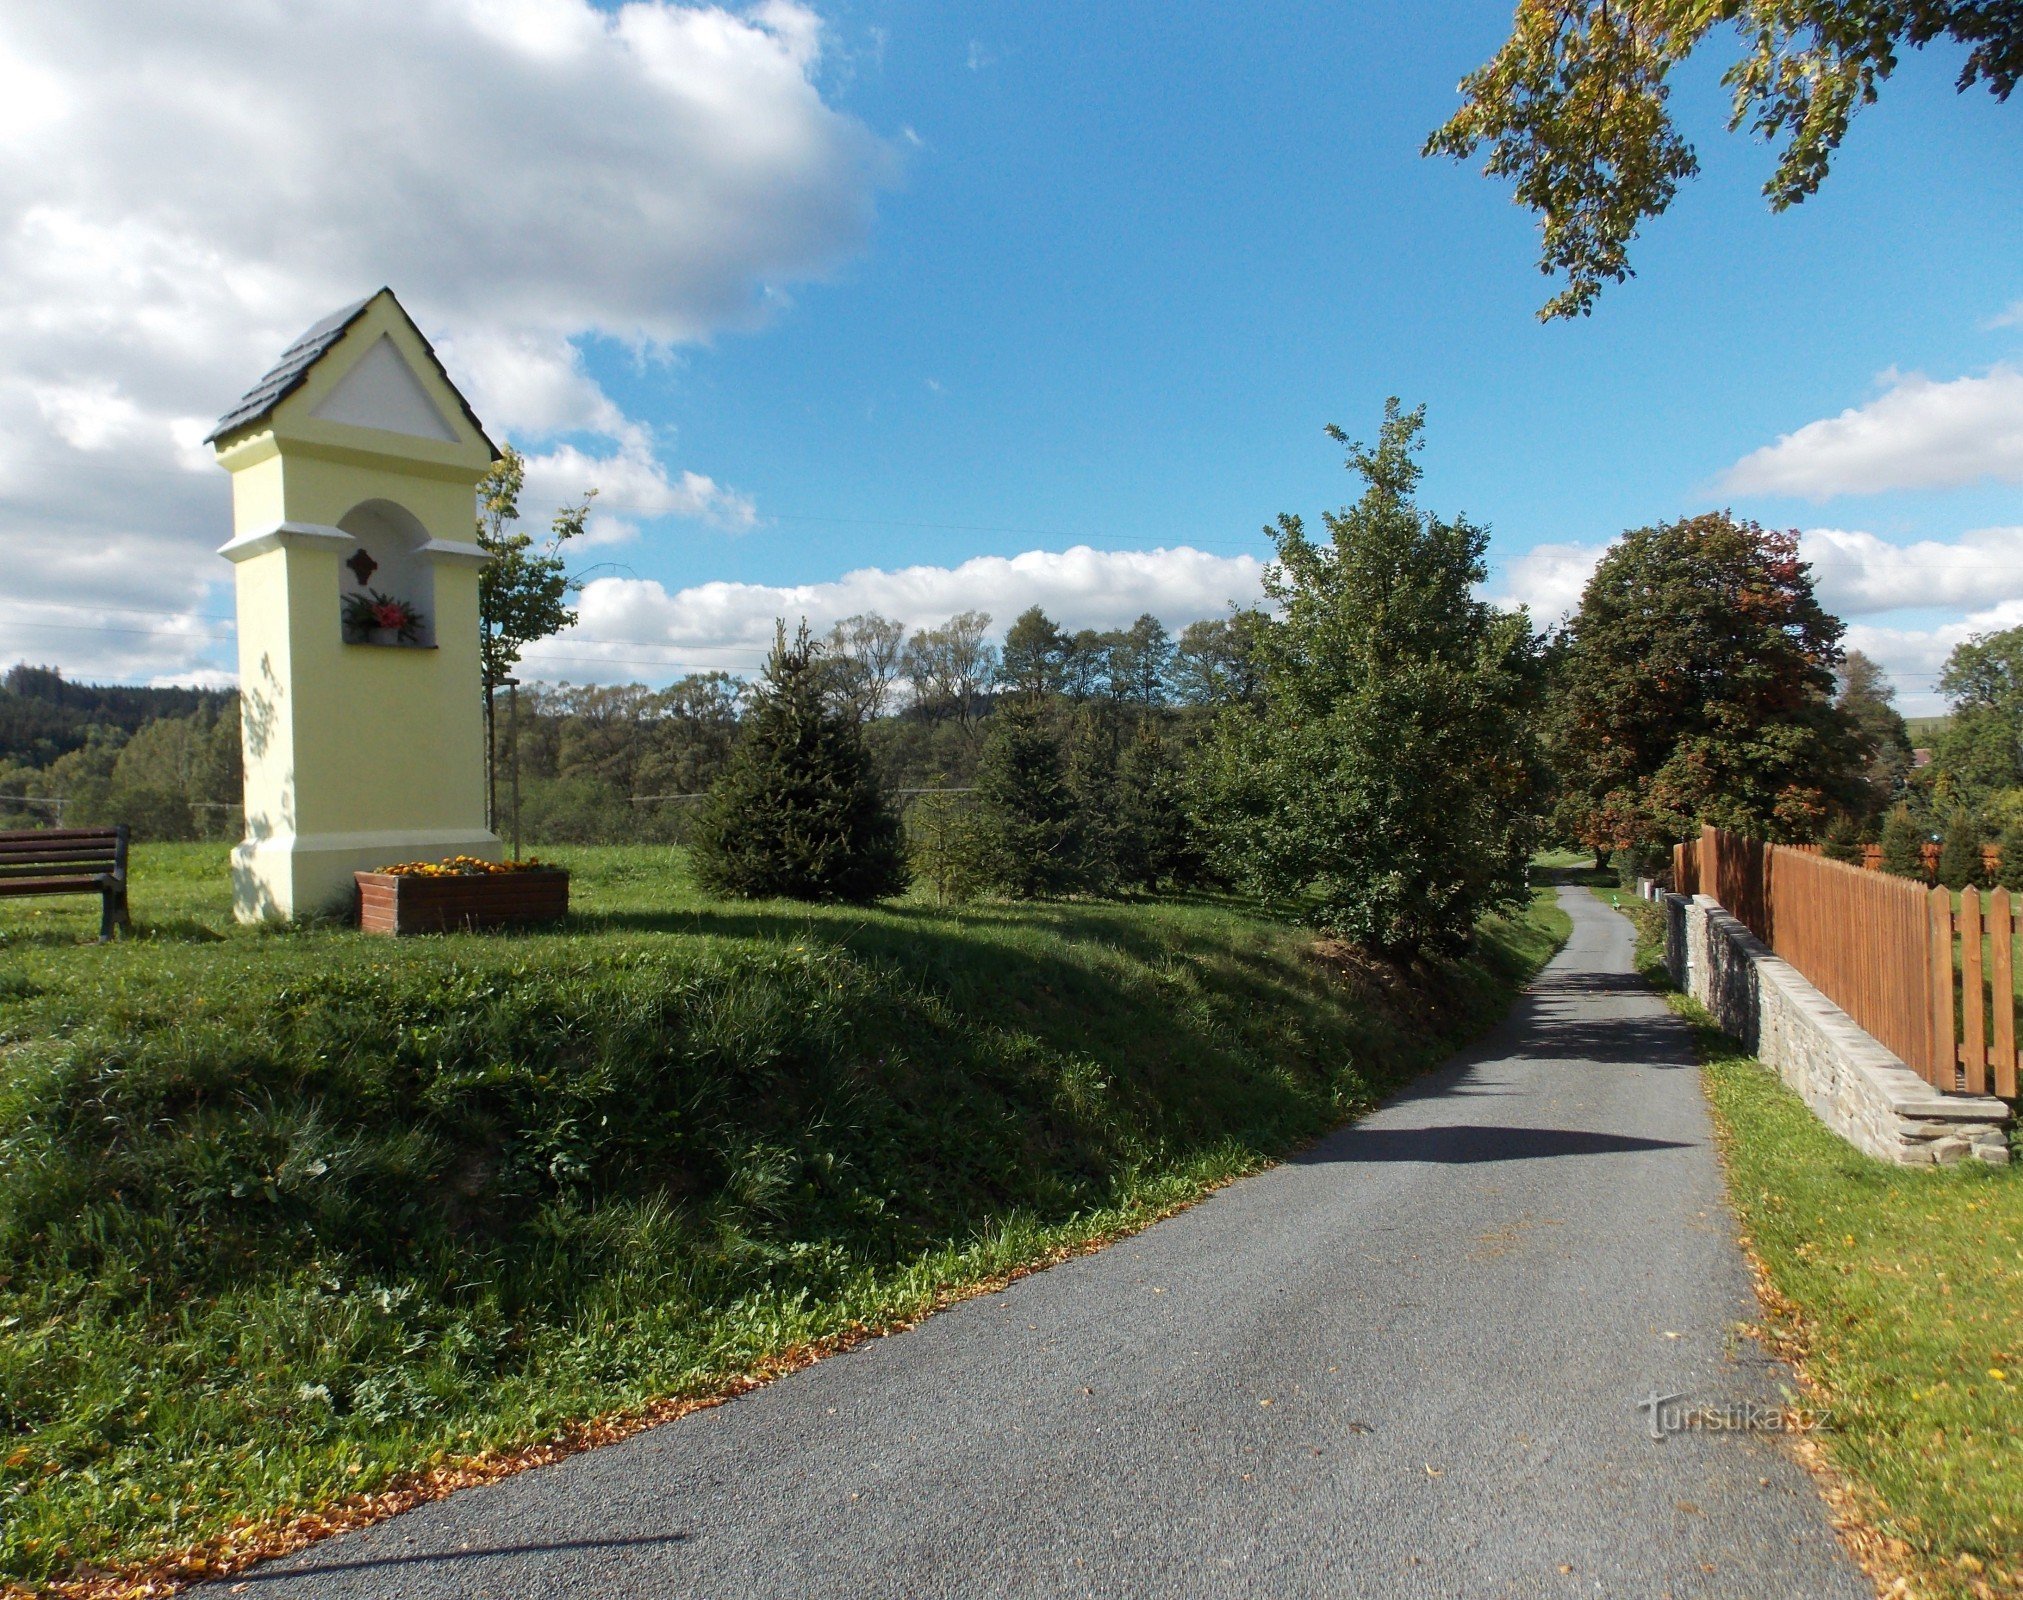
[0,605,1258,842]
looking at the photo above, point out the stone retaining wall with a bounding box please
[1655,890,2011,1167]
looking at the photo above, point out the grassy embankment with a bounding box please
[1609,892,2023,1600]
[0,845,1568,1593]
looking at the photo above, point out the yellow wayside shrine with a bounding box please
[208,289,501,921]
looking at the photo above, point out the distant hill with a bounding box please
[1903,714,1953,746]
[0,664,235,768]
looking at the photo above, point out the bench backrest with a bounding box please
[0,826,128,884]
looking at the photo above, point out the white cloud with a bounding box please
[1486,525,2023,716]
[1799,525,2023,615]
[1490,523,2023,629]
[1844,600,2023,718]
[1488,541,1606,625]
[518,544,1266,680]
[1719,367,2023,498]
[0,0,890,682]
[1988,301,2023,330]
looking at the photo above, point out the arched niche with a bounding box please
[337,499,436,646]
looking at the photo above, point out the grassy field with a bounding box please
[0,845,1568,1593]
[1610,893,2023,1600]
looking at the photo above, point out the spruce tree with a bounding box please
[970,698,1077,898]
[1820,812,1863,866]
[1937,809,1985,891]
[689,622,906,902]
[1115,720,1199,889]
[1878,804,1926,880]
[1061,706,1119,894]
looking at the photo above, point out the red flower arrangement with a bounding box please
[342,588,426,643]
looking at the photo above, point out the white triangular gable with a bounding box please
[309,334,459,441]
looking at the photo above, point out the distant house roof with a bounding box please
[204,289,497,455]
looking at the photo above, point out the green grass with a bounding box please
[1607,891,2023,1599]
[0,845,1567,1590]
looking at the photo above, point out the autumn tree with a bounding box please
[1428,2,2020,318]
[1548,512,1859,855]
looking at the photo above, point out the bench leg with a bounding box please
[101,887,130,942]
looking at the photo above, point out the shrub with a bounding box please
[688,623,906,902]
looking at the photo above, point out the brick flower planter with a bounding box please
[354,868,569,935]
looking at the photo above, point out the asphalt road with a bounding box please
[237,887,1870,1599]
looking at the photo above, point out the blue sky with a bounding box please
[646,2,2017,576]
[1,1,2017,709]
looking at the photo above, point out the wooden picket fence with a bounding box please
[1672,825,2019,1099]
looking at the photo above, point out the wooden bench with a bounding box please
[0,826,131,939]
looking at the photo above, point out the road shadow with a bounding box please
[241,1532,690,1583]
[1297,1124,1691,1165]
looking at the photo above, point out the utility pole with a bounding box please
[504,676,522,862]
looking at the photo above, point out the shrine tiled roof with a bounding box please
[203,295,375,445]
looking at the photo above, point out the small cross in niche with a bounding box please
[345,548,379,585]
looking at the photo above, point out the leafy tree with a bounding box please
[1549,512,1857,854]
[1836,650,1912,822]
[1110,614,1176,707]
[477,445,594,826]
[1199,400,1546,958]
[822,612,906,721]
[1930,625,2023,810]
[1937,808,1986,890]
[1060,629,1114,703]
[689,622,906,902]
[968,697,1079,898]
[1879,802,1927,879]
[1427,2,2020,318]
[902,611,997,729]
[999,606,1066,699]
[1172,612,1269,707]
